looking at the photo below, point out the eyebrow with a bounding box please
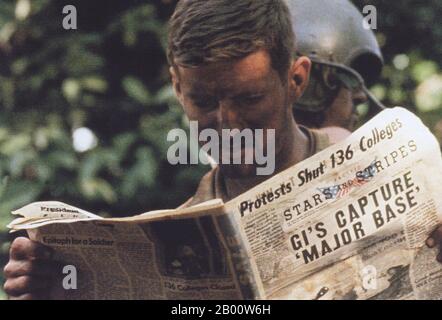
[186,78,268,100]
[230,90,266,99]
[188,92,211,100]
[188,90,265,101]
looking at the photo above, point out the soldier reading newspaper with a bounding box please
[4,0,442,300]
[6,107,442,300]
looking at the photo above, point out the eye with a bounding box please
[236,94,264,106]
[193,97,218,110]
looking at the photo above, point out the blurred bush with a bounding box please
[0,0,441,299]
[352,0,442,127]
[0,0,209,298]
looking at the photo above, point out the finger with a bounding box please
[426,237,435,248]
[9,237,53,260]
[437,252,442,264]
[8,289,50,300]
[4,259,62,278]
[4,275,51,297]
[8,293,34,300]
[427,225,442,248]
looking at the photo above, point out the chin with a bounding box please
[219,163,258,178]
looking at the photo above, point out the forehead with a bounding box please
[177,50,276,95]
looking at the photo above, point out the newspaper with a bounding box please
[225,107,442,300]
[8,199,259,300]
[8,107,442,300]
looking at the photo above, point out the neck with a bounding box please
[222,119,310,200]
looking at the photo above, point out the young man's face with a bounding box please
[322,86,368,131]
[171,49,310,177]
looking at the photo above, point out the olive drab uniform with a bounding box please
[179,127,330,208]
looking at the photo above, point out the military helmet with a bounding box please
[288,0,385,113]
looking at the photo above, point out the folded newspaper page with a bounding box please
[8,199,261,299]
[8,107,442,300]
[226,107,442,300]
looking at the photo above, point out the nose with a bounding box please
[352,88,368,106]
[217,100,245,131]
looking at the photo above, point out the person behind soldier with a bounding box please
[289,0,386,133]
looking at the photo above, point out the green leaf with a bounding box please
[121,147,158,197]
[0,180,43,232]
[122,76,152,105]
[0,134,31,156]
[411,60,439,83]
[80,178,117,204]
[81,76,108,93]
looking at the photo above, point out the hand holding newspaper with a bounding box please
[8,107,442,299]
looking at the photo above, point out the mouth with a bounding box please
[220,145,255,163]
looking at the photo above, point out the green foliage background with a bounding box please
[0,0,441,299]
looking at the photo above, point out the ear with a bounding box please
[169,66,184,105]
[288,56,311,103]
